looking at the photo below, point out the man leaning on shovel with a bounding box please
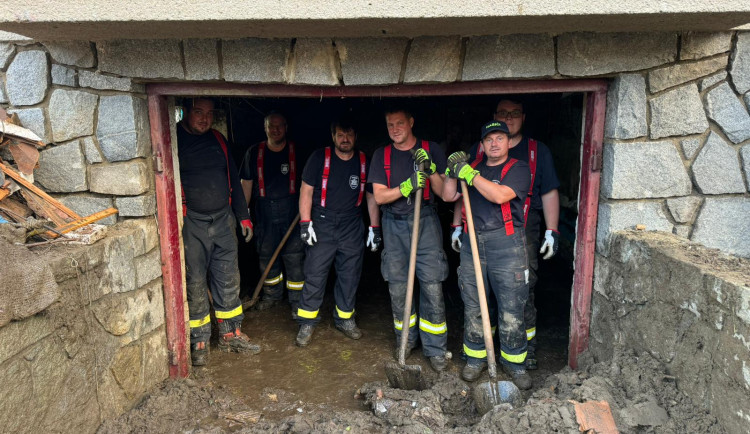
[443,120,533,390]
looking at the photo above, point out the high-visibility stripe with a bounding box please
[526,327,536,340]
[419,318,447,335]
[286,280,304,290]
[297,308,319,319]
[463,344,487,359]
[394,314,417,330]
[264,273,283,286]
[501,350,527,364]
[336,306,354,319]
[215,305,242,319]
[189,314,211,328]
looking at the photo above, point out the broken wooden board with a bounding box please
[572,400,619,434]
[47,208,118,238]
[1,119,46,147]
[7,141,40,175]
[0,161,81,220]
[0,196,34,220]
[21,190,70,226]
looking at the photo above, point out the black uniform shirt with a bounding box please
[469,136,559,210]
[177,125,250,220]
[302,147,371,212]
[469,158,530,232]
[369,139,448,215]
[240,142,302,200]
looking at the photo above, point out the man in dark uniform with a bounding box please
[177,97,261,367]
[240,112,306,317]
[369,108,451,372]
[443,120,532,390]
[294,118,381,346]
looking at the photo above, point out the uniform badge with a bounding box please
[280,163,289,175]
[349,175,359,189]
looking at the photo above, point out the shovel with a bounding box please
[460,180,521,414]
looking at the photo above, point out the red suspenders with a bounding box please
[181,129,233,216]
[462,158,519,236]
[321,148,366,208]
[257,140,297,198]
[384,140,431,201]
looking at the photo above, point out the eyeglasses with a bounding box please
[495,110,523,119]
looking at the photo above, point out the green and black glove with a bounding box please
[446,151,470,178]
[414,148,436,175]
[399,171,428,197]
[452,161,480,186]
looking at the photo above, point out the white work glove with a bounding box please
[450,225,463,252]
[366,226,382,252]
[300,220,317,246]
[539,229,560,260]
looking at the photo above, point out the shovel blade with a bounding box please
[384,361,426,391]
[473,380,522,414]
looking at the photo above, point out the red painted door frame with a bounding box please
[147,80,607,377]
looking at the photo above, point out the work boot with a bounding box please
[429,355,448,372]
[335,319,362,340]
[462,359,487,382]
[296,324,315,347]
[502,362,532,390]
[291,304,299,320]
[255,297,280,311]
[218,329,262,354]
[191,341,209,367]
[525,347,538,370]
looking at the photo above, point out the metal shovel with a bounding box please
[460,180,522,414]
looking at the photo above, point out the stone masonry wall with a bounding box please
[589,231,750,434]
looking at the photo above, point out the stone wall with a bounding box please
[589,231,750,434]
[0,218,167,433]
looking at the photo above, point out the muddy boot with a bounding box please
[525,347,538,370]
[296,324,315,347]
[335,319,362,340]
[429,355,447,372]
[218,329,261,354]
[191,341,209,366]
[462,359,487,382]
[291,303,299,321]
[502,362,532,390]
[255,297,280,311]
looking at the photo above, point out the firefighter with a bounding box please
[294,117,381,346]
[240,112,306,318]
[177,97,261,367]
[369,108,451,372]
[443,120,532,390]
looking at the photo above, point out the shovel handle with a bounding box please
[398,188,422,365]
[460,180,498,380]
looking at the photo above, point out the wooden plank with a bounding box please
[22,190,70,226]
[48,208,118,237]
[0,188,9,201]
[7,141,40,175]
[0,196,33,218]
[572,400,619,434]
[0,161,81,220]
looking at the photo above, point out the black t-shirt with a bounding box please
[176,125,250,220]
[239,141,303,200]
[302,147,371,212]
[469,158,530,232]
[469,136,559,210]
[369,139,448,215]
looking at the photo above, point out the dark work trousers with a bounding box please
[523,208,542,351]
[183,207,244,344]
[458,226,529,365]
[381,205,449,358]
[255,196,305,306]
[297,206,365,326]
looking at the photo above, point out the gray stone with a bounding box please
[463,34,555,80]
[336,38,407,85]
[115,194,156,217]
[404,36,461,83]
[6,50,48,106]
[134,248,162,288]
[620,399,669,428]
[673,225,691,238]
[96,95,151,162]
[680,137,702,160]
[649,84,708,139]
[0,77,7,103]
[596,201,674,255]
[51,64,76,86]
[89,160,150,195]
[55,194,116,225]
[120,218,159,256]
[78,70,143,92]
[222,38,290,83]
[704,82,750,144]
[680,32,734,60]
[48,89,97,142]
[184,39,219,80]
[692,197,750,258]
[730,32,750,94]
[692,131,745,194]
[35,140,87,192]
[81,136,103,164]
[742,145,750,191]
[605,74,647,139]
[91,280,164,345]
[558,32,677,76]
[602,141,691,199]
[667,196,703,223]
[98,39,183,79]
[648,55,728,93]
[9,108,51,143]
[0,42,15,69]
[43,41,94,68]
[290,38,338,85]
[699,71,727,91]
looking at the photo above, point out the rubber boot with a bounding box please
[191,341,209,366]
[218,328,261,354]
[335,319,362,340]
[429,355,448,372]
[296,324,315,347]
[502,361,532,390]
[462,359,487,382]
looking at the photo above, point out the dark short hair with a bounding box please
[496,97,524,112]
[264,110,287,127]
[384,107,413,120]
[183,97,216,112]
[330,116,357,136]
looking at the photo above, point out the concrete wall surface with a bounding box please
[589,230,750,434]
